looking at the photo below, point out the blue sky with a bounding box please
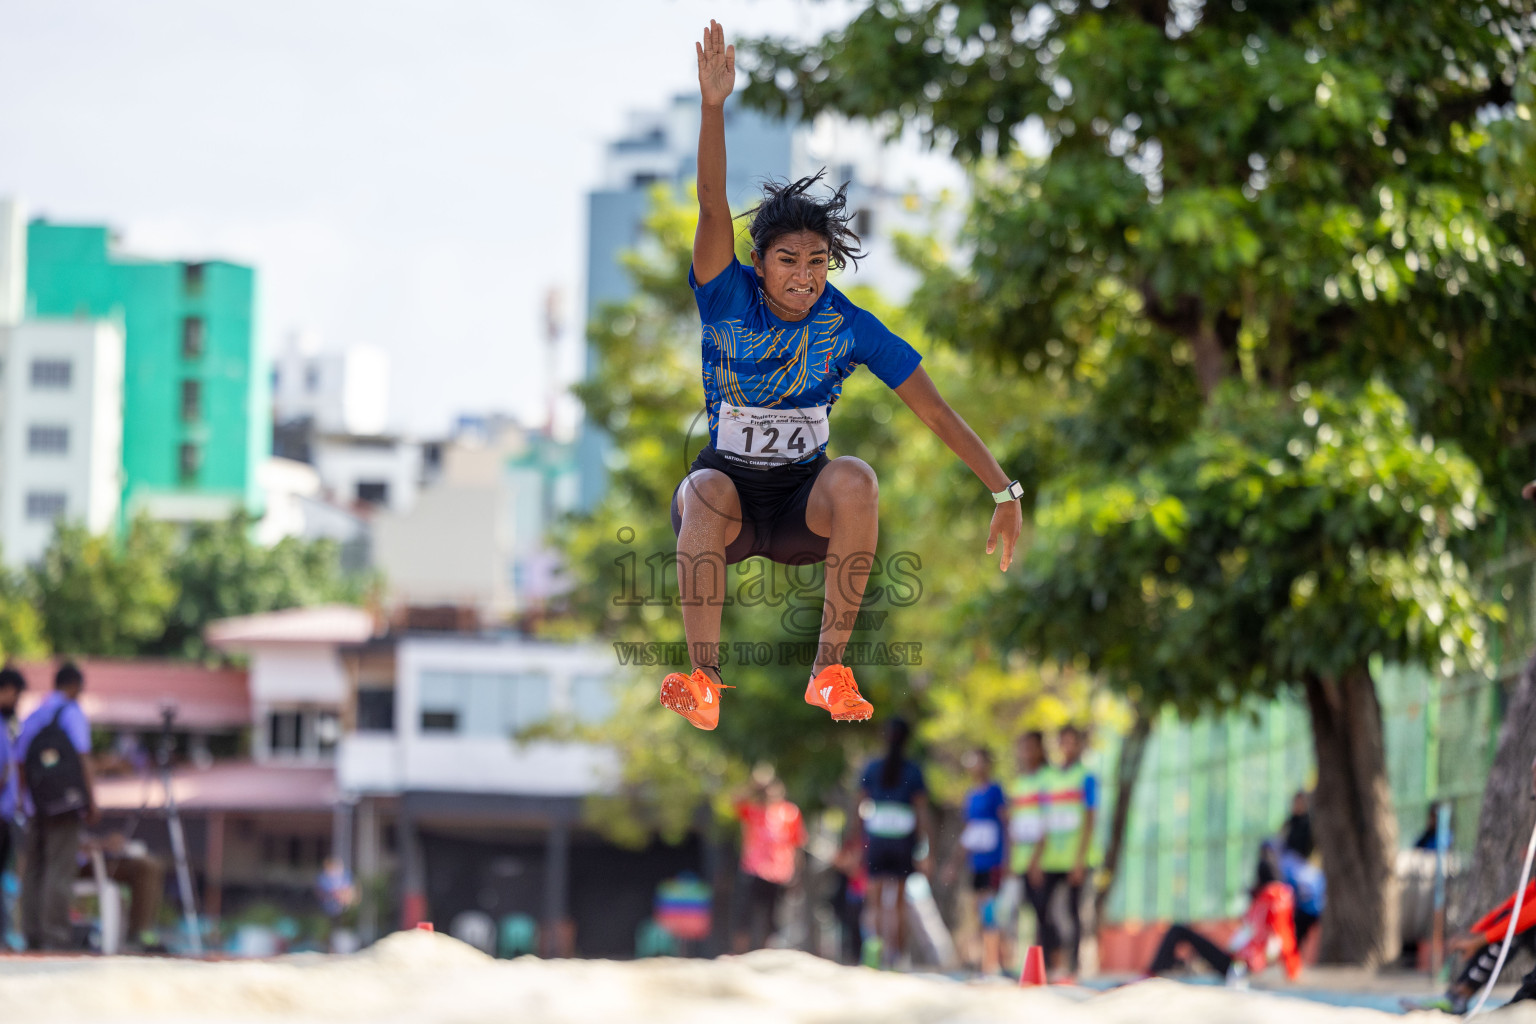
[0,0,871,434]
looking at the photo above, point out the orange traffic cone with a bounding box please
[1019,945,1047,986]
[416,921,435,932]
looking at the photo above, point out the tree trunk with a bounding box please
[1190,316,1226,400]
[1462,653,1536,929]
[1303,668,1402,965]
[1095,707,1153,925]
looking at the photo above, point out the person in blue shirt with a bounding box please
[944,748,1009,974]
[0,665,26,945]
[658,21,1025,732]
[15,661,97,950]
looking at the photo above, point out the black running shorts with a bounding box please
[865,837,916,879]
[670,446,831,566]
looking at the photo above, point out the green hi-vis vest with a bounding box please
[1007,768,1049,874]
[1040,761,1097,873]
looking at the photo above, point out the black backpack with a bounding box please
[24,705,88,818]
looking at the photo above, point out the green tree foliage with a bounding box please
[27,512,366,660]
[154,511,369,659]
[563,187,1092,842]
[742,0,1535,964]
[31,517,178,657]
[0,557,46,663]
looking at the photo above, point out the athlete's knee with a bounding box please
[825,456,879,503]
[680,468,738,517]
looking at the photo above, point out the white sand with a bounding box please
[3,932,1533,1024]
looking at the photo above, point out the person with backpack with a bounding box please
[15,661,97,950]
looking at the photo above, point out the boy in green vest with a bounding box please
[1028,724,1097,977]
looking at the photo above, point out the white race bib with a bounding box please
[1047,804,1083,834]
[1010,816,1045,844]
[716,403,828,469]
[960,819,1001,854]
[864,801,917,840]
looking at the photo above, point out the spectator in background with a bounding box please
[857,716,932,969]
[0,666,26,944]
[828,827,867,965]
[943,748,1008,975]
[316,856,357,947]
[17,661,97,951]
[1402,756,1536,1014]
[733,777,806,952]
[1144,847,1301,983]
[1269,840,1326,948]
[1033,724,1097,977]
[1281,790,1314,860]
[1009,730,1050,955]
[80,831,167,951]
[1415,803,1452,851]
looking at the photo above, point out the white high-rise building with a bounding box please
[273,331,391,438]
[0,318,126,566]
[0,198,25,327]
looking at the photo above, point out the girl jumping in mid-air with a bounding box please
[660,20,1024,730]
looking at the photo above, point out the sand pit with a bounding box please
[2,931,1533,1024]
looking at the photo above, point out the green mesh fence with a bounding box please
[1099,549,1536,925]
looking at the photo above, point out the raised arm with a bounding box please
[693,20,736,286]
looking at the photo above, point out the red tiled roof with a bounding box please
[14,659,250,730]
[94,761,338,813]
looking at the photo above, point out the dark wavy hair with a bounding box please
[879,716,911,790]
[743,170,865,272]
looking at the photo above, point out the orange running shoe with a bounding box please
[804,664,874,722]
[658,667,732,731]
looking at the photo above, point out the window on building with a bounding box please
[182,317,205,359]
[25,492,66,521]
[179,443,200,484]
[355,480,389,506]
[304,365,320,393]
[419,671,466,733]
[316,711,340,756]
[30,359,72,389]
[268,711,303,755]
[417,669,551,737]
[181,379,201,422]
[421,710,458,732]
[506,672,551,732]
[571,674,619,724]
[854,208,873,238]
[356,688,396,732]
[183,262,205,295]
[27,425,68,455]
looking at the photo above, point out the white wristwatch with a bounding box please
[992,480,1024,503]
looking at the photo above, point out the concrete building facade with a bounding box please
[273,333,390,440]
[0,318,126,565]
[24,219,267,523]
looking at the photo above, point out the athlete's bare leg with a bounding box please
[804,456,879,675]
[675,468,742,682]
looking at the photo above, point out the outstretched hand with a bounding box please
[987,501,1023,572]
[696,19,735,107]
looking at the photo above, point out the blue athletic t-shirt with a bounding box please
[961,782,1007,871]
[689,259,922,466]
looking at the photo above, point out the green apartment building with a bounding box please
[25,221,267,520]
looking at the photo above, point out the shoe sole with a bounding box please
[659,678,698,713]
[807,701,874,722]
